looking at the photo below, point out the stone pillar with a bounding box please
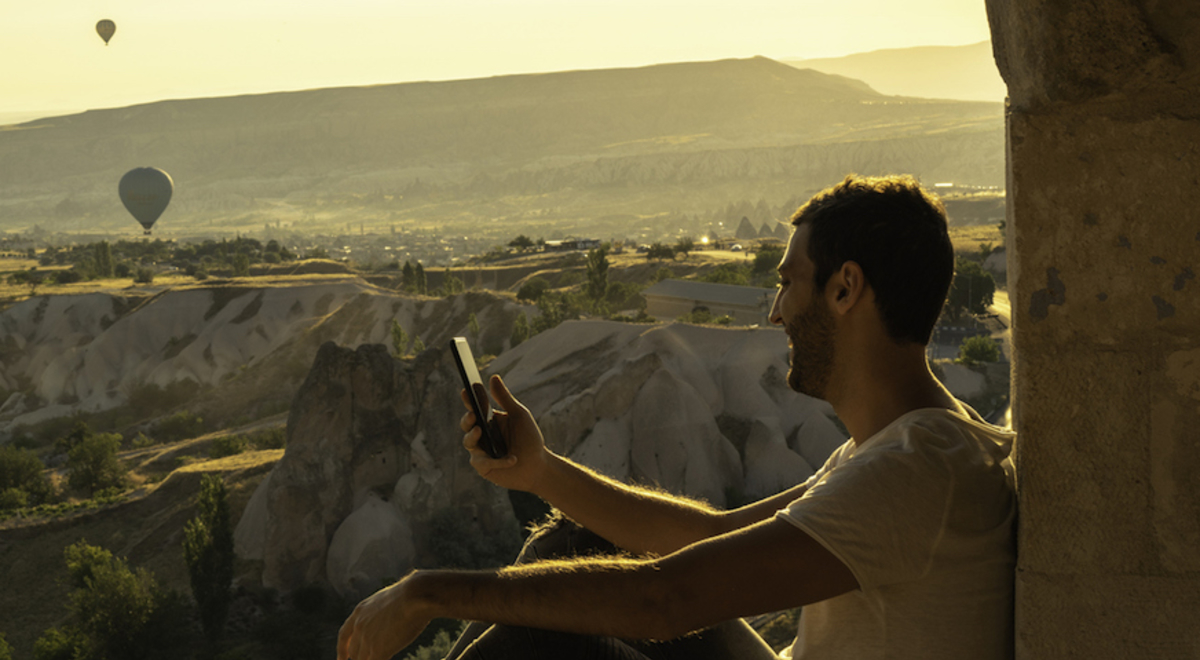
[987,1,1200,657]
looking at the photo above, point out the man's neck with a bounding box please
[827,342,961,446]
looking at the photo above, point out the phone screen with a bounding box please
[449,337,507,458]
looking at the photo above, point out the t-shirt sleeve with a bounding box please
[775,428,954,590]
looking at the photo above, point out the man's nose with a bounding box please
[769,291,783,325]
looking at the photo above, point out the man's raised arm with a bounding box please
[461,375,810,556]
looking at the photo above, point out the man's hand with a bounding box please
[460,374,553,493]
[337,573,432,660]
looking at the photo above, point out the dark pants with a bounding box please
[443,513,780,660]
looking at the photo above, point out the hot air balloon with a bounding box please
[96,20,116,45]
[119,167,173,235]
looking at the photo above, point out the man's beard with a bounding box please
[785,296,836,399]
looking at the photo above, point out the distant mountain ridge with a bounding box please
[0,57,1002,238]
[784,41,1006,102]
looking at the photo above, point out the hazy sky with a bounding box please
[4,0,991,120]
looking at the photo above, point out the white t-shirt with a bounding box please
[776,407,1015,660]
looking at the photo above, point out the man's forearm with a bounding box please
[406,557,701,641]
[534,452,729,556]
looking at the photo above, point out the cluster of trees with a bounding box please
[1,408,216,514]
[0,421,130,511]
[399,261,428,294]
[18,475,236,660]
[5,237,317,294]
[946,256,996,321]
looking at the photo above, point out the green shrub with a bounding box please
[516,277,550,302]
[0,488,28,510]
[33,627,85,660]
[401,627,460,660]
[67,434,127,496]
[0,445,53,505]
[677,308,733,325]
[153,410,205,443]
[248,427,287,450]
[752,245,785,274]
[957,335,1001,366]
[645,242,674,261]
[133,267,155,284]
[701,263,750,286]
[209,435,248,459]
[390,319,409,357]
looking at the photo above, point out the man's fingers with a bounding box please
[462,425,482,449]
[460,409,476,433]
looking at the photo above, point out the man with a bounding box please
[338,174,1016,660]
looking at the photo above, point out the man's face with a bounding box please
[769,224,836,399]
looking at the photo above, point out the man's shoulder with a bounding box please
[863,407,1014,461]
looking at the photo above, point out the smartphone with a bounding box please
[449,337,507,458]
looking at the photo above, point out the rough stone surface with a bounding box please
[998,0,1200,656]
[325,494,416,600]
[252,341,515,591]
[1015,572,1200,658]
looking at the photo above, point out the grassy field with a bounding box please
[949,223,1005,255]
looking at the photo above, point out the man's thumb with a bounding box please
[488,374,520,412]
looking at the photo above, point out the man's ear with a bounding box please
[827,261,866,314]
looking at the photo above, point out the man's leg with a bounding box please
[449,625,654,660]
[629,619,780,660]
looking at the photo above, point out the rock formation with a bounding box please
[0,283,524,436]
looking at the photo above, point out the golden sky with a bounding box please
[3,0,991,119]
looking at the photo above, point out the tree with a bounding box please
[947,258,996,320]
[508,235,534,250]
[510,313,530,348]
[443,269,464,296]
[231,253,251,277]
[93,242,114,279]
[752,245,785,274]
[0,632,11,660]
[183,475,234,643]
[702,263,750,286]
[957,335,1001,366]
[390,319,409,357]
[47,541,173,660]
[67,433,127,496]
[584,246,609,302]
[467,313,481,350]
[0,445,53,506]
[412,335,426,354]
[401,261,416,291]
[645,243,674,261]
[673,237,695,260]
[133,267,154,284]
[415,264,429,295]
[517,277,551,302]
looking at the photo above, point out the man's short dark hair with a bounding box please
[792,174,954,345]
